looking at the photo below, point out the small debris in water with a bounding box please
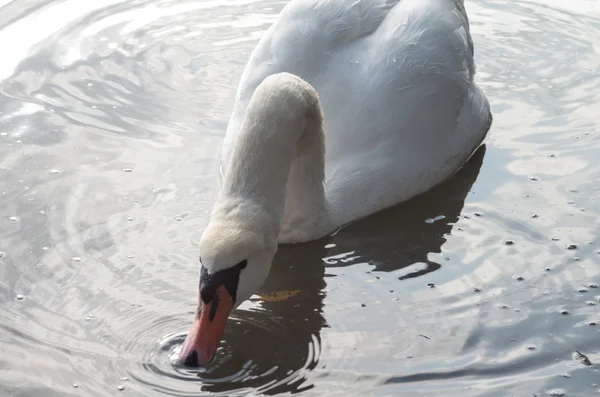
[15,294,24,300]
[427,283,435,288]
[473,287,482,292]
[122,377,129,381]
[529,176,539,181]
[425,215,445,224]
[560,310,569,315]
[588,321,597,326]
[514,275,524,281]
[566,243,577,250]
[474,212,482,217]
[526,345,537,351]
[545,267,552,272]
[117,385,125,391]
[531,213,539,218]
[123,168,132,172]
[590,283,598,288]
[418,334,431,340]
[0,252,4,258]
[73,383,78,388]
[578,287,588,293]
[360,303,366,308]
[504,240,514,246]
[547,389,565,396]
[573,350,592,366]
[49,169,61,175]
[324,244,336,249]
[499,304,509,309]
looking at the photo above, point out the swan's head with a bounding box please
[179,220,276,366]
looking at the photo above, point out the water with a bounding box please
[1,0,600,396]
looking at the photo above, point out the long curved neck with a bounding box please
[216,73,332,244]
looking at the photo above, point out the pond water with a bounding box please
[1,0,600,396]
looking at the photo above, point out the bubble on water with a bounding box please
[117,385,125,391]
[123,168,132,172]
[72,257,81,262]
[526,344,537,350]
[49,169,61,175]
[547,389,565,396]
[127,217,133,221]
[499,304,510,309]
[590,283,598,288]
[514,275,525,281]
[0,252,4,258]
[85,315,93,321]
[174,216,182,221]
[73,383,78,388]
[9,216,20,222]
[324,244,336,248]
[15,294,24,300]
[529,176,539,181]
[560,310,570,315]
[531,213,539,218]
[566,244,577,250]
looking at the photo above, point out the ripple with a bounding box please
[129,310,321,396]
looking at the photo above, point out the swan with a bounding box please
[180,0,492,366]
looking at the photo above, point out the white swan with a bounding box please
[180,0,492,365]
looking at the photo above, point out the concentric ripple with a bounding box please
[130,310,322,396]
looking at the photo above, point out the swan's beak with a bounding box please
[180,284,233,366]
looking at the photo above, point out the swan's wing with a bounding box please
[220,0,399,170]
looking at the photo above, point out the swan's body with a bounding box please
[181,0,491,366]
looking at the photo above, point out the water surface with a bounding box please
[1,0,600,396]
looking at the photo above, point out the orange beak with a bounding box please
[179,285,233,366]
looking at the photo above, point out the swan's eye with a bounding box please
[199,259,248,304]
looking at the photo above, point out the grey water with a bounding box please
[1,0,600,396]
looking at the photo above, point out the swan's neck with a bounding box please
[215,73,332,244]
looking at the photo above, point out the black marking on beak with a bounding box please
[208,292,220,322]
[199,259,248,319]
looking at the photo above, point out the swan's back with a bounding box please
[222,0,491,223]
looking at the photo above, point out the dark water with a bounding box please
[1,0,600,396]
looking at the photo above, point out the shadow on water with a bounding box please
[185,145,487,395]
